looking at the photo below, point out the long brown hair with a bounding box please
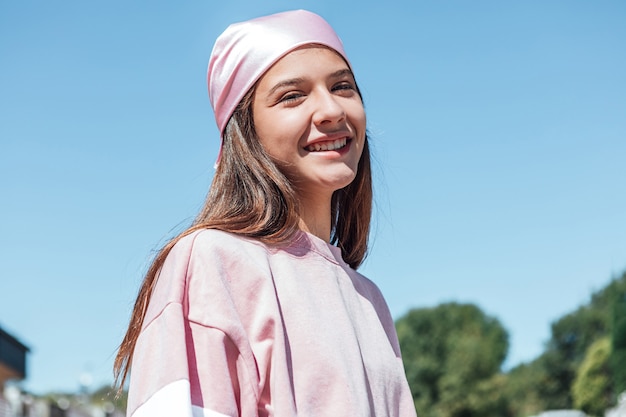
[113,85,373,390]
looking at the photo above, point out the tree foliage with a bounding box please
[571,337,612,416]
[502,361,546,417]
[396,302,509,417]
[396,272,626,417]
[538,304,609,408]
[90,384,127,413]
[611,290,626,395]
[524,271,626,411]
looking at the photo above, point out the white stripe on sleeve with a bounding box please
[131,379,231,417]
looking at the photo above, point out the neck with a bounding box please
[297,191,333,243]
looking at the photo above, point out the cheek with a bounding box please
[252,111,269,144]
[349,103,367,136]
[257,118,305,159]
[253,111,281,157]
[255,130,295,165]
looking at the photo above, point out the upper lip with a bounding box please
[305,131,352,148]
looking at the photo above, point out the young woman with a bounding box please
[114,9,417,417]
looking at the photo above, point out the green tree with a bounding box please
[503,361,545,417]
[539,306,608,408]
[501,271,626,413]
[572,337,612,416]
[535,271,626,409]
[90,384,127,413]
[396,302,509,417]
[611,291,626,395]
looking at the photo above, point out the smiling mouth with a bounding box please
[305,138,349,152]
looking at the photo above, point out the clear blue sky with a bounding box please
[1,0,625,394]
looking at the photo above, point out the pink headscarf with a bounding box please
[207,10,350,162]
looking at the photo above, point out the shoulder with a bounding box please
[171,228,269,265]
[169,229,276,290]
[350,269,402,354]
[349,268,387,304]
[154,229,270,297]
[349,268,397,323]
[173,230,280,331]
[174,227,259,250]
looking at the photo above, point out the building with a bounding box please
[0,327,29,390]
[0,327,29,417]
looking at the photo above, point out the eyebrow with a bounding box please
[267,77,306,97]
[266,69,355,97]
[330,68,355,80]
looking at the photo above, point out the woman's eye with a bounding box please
[333,82,356,93]
[279,92,303,103]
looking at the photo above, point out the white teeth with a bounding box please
[306,138,348,152]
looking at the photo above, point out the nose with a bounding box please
[312,89,345,127]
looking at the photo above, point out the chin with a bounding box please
[324,171,358,191]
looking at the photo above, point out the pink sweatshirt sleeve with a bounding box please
[126,232,259,417]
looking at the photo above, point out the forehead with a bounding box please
[257,46,352,86]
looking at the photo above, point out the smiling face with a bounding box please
[252,46,366,204]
